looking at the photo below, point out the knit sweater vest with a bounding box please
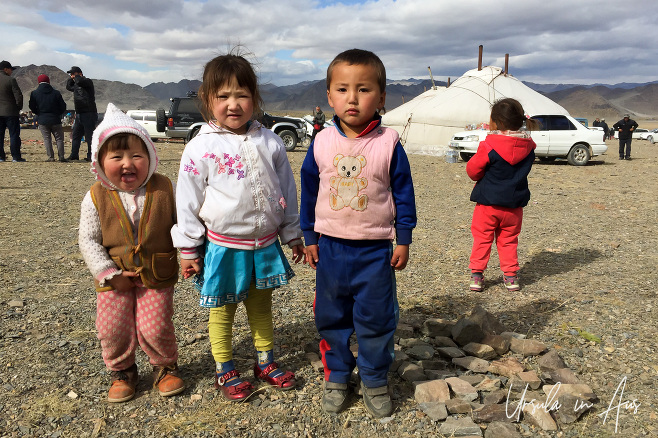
[313,125,397,240]
[90,173,178,291]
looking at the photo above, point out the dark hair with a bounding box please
[326,49,386,93]
[198,51,262,122]
[98,133,148,168]
[490,98,539,131]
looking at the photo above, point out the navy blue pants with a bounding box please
[619,138,632,159]
[315,236,398,388]
[0,116,21,161]
[70,112,98,160]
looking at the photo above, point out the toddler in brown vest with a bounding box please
[78,103,184,402]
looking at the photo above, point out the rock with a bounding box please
[480,334,511,355]
[397,362,427,382]
[421,318,454,337]
[418,402,448,421]
[452,356,490,373]
[190,394,202,401]
[437,346,465,359]
[406,344,436,360]
[488,357,525,377]
[67,390,78,399]
[446,398,473,414]
[395,323,415,338]
[349,343,359,357]
[483,389,507,405]
[484,422,521,438]
[446,376,479,401]
[459,374,486,386]
[476,377,502,392]
[469,305,508,335]
[452,317,485,346]
[8,299,24,307]
[517,370,541,390]
[414,380,450,403]
[508,337,547,356]
[425,369,457,380]
[548,368,581,384]
[537,349,568,372]
[557,393,593,423]
[472,403,518,423]
[542,383,597,402]
[433,335,458,348]
[438,417,483,437]
[306,352,324,372]
[501,331,526,340]
[522,404,558,430]
[463,342,498,360]
[418,359,448,370]
[398,338,429,348]
[390,350,409,372]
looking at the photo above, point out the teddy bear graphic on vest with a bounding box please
[329,154,368,211]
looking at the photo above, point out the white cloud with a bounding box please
[1,0,657,86]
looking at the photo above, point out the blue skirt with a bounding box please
[196,240,294,308]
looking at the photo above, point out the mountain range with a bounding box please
[12,65,658,121]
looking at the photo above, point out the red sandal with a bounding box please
[214,369,253,401]
[253,362,296,390]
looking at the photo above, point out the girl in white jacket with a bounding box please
[171,52,305,401]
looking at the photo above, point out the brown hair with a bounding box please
[98,133,148,168]
[490,98,540,131]
[326,49,386,93]
[198,51,262,122]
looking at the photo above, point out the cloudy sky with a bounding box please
[1,0,656,87]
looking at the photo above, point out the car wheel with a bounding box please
[459,152,474,162]
[156,108,166,132]
[567,144,591,166]
[186,126,201,144]
[278,129,297,151]
[538,156,557,162]
[649,135,655,144]
[301,136,311,148]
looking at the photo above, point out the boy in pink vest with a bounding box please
[300,49,417,418]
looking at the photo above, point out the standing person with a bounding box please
[600,118,609,141]
[79,103,185,403]
[29,74,68,162]
[66,66,97,161]
[612,114,638,160]
[466,98,539,293]
[300,49,417,418]
[310,105,325,143]
[172,52,305,402]
[0,60,24,162]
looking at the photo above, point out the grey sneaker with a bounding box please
[322,381,349,414]
[361,382,393,418]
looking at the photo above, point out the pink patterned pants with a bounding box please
[96,284,178,371]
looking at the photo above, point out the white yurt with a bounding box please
[382,66,569,155]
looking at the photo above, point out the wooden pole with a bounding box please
[427,66,437,90]
[478,45,483,71]
[505,54,509,75]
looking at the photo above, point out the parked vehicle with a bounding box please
[127,110,168,141]
[449,114,607,166]
[257,112,307,151]
[634,128,650,140]
[156,92,205,141]
[300,114,334,147]
[646,129,658,144]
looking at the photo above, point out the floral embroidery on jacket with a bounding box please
[202,151,246,180]
[183,159,199,175]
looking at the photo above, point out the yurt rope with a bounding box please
[400,113,412,146]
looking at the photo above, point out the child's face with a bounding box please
[100,136,150,191]
[211,76,254,135]
[327,62,385,138]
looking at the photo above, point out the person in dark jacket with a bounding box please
[29,74,68,162]
[600,118,609,141]
[310,106,325,143]
[66,66,97,161]
[466,98,540,293]
[612,114,638,160]
[0,60,24,162]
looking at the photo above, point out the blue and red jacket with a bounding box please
[466,132,536,208]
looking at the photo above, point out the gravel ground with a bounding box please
[0,130,656,437]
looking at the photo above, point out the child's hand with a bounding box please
[305,244,319,270]
[390,244,409,270]
[108,271,139,292]
[181,258,201,279]
[291,244,306,264]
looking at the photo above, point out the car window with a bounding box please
[177,99,201,113]
[531,116,549,131]
[145,114,156,122]
[549,116,575,131]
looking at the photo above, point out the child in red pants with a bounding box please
[466,98,539,292]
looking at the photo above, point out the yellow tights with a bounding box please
[208,286,273,363]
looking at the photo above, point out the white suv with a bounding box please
[449,114,607,166]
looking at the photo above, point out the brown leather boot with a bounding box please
[108,364,139,403]
[152,363,185,397]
